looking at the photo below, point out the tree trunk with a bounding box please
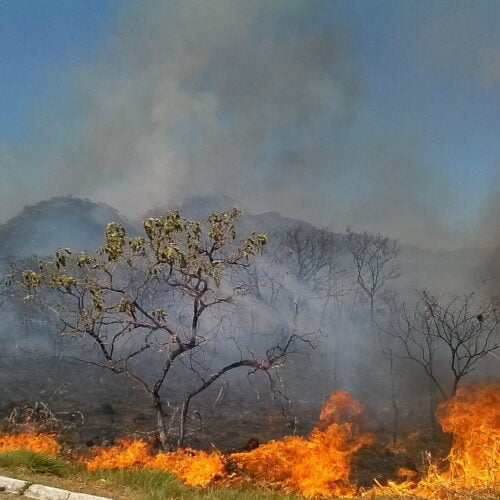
[152,393,169,450]
[389,352,399,446]
[178,395,191,448]
[428,378,438,432]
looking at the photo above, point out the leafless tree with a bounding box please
[383,291,500,399]
[20,210,315,449]
[273,222,349,329]
[273,223,344,294]
[349,257,401,441]
[344,229,400,319]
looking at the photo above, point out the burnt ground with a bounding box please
[0,354,453,489]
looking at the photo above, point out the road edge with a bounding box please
[0,475,112,499]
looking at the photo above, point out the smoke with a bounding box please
[31,0,355,219]
[0,0,498,250]
[420,0,500,88]
[477,190,500,248]
[475,190,500,301]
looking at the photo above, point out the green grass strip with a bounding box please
[0,450,67,476]
[89,468,302,500]
[89,468,192,499]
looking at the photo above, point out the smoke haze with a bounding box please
[1,0,499,250]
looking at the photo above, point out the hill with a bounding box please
[0,197,134,258]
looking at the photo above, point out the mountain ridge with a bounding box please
[0,196,133,258]
[0,195,489,294]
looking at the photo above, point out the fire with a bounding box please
[0,385,496,498]
[0,431,60,457]
[150,448,227,486]
[83,384,499,497]
[371,382,500,498]
[231,391,373,497]
[437,382,499,486]
[397,467,418,479]
[84,439,226,487]
[84,439,150,470]
[316,390,365,429]
[84,391,372,494]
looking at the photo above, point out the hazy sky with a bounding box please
[1,0,499,249]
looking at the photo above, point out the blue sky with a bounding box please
[0,0,499,248]
[0,1,124,141]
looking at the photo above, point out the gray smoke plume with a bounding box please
[1,0,498,250]
[31,1,356,219]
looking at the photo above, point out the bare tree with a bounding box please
[343,230,399,442]
[344,229,400,319]
[383,291,500,399]
[20,209,314,449]
[273,223,344,294]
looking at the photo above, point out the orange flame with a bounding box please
[84,391,372,494]
[83,384,499,497]
[0,432,60,457]
[231,391,373,497]
[84,439,226,487]
[437,382,499,486]
[150,448,227,486]
[84,439,150,470]
[372,382,500,498]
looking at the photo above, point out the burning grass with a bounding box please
[84,439,227,487]
[231,392,373,498]
[370,382,500,498]
[438,382,499,486]
[83,385,499,498]
[83,391,373,497]
[0,431,60,457]
[0,385,498,498]
[89,468,303,499]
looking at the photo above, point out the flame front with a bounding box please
[84,440,226,487]
[0,385,497,497]
[0,431,60,457]
[232,391,373,497]
[80,384,500,497]
[150,448,227,486]
[438,382,499,486]
[373,382,500,498]
[84,439,150,470]
[84,391,371,495]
